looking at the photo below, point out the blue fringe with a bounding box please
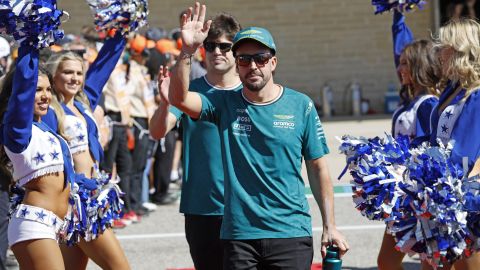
[339,135,479,267]
[86,0,148,35]
[372,0,426,14]
[0,0,65,48]
[63,172,124,245]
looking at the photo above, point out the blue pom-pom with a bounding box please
[0,0,66,48]
[61,172,124,245]
[339,134,412,222]
[86,0,148,35]
[8,185,25,218]
[372,0,427,14]
[340,136,479,268]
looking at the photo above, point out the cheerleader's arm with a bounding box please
[392,9,414,68]
[2,46,39,153]
[451,91,480,173]
[84,31,127,111]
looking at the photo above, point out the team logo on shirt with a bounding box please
[305,102,313,116]
[273,114,295,129]
[232,110,252,137]
[273,121,295,129]
[315,116,325,140]
[233,123,252,131]
[273,114,294,120]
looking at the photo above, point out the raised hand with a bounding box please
[180,2,212,55]
[157,65,170,104]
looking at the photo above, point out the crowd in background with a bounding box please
[0,10,204,235]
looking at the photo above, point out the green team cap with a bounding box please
[232,27,276,55]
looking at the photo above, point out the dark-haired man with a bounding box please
[168,3,349,269]
[149,9,242,270]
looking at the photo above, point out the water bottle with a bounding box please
[322,246,342,270]
[350,82,361,117]
[322,83,333,117]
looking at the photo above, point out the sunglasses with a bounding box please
[69,49,86,57]
[236,53,272,67]
[203,42,233,53]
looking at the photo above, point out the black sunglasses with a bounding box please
[69,49,86,57]
[203,42,233,53]
[236,53,272,67]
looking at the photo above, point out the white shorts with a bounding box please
[8,204,64,247]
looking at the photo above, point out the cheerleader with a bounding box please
[377,10,440,270]
[0,45,74,269]
[42,31,130,269]
[426,18,480,270]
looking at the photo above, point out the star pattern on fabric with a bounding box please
[52,217,57,226]
[48,137,57,145]
[75,122,83,130]
[78,134,85,142]
[441,124,449,134]
[50,151,60,160]
[33,152,45,165]
[445,110,453,119]
[399,119,403,124]
[36,210,46,221]
[20,208,29,217]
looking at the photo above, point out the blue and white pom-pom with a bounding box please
[339,135,480,268]
[462,176,480,251]
[62,172,124,245]
[338,134,412,222]
[86,0,148,35]
[0,0,66,48]
[8,185,25,218]
[372,0,427,14]
[389,141,472,268]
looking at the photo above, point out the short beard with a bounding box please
[241,71,270,92]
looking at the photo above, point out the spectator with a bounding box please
[149,9,241,270]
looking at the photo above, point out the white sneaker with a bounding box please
[142,202,157,211]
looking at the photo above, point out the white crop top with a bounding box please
[63,114,89,155]
[394,95,435,138]
[4,125,65,186]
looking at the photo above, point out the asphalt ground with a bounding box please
[12,117,425,270]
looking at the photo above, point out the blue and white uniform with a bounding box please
[0,46,75,247]
[392,95,438,139]
[430,83,480,174]
[42,32,126,243]
[390,10,438,139]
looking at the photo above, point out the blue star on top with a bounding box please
[75,122,83,130]
[78,134,85,142]
[52,217,57,226]
[33,152,45,165]
[445,110,453,119]
[48,137,57,145]
[20,208,29,217]
[441,124,449,134]
[36,210,47,221]
[399,119,403,124]
[50,151,60,160]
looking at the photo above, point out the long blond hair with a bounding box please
[439,18,480,95]
[402,39,441,97]
[46,51,91,110]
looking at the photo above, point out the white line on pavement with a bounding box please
[306,193,353,199]
[116,224,384,241]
